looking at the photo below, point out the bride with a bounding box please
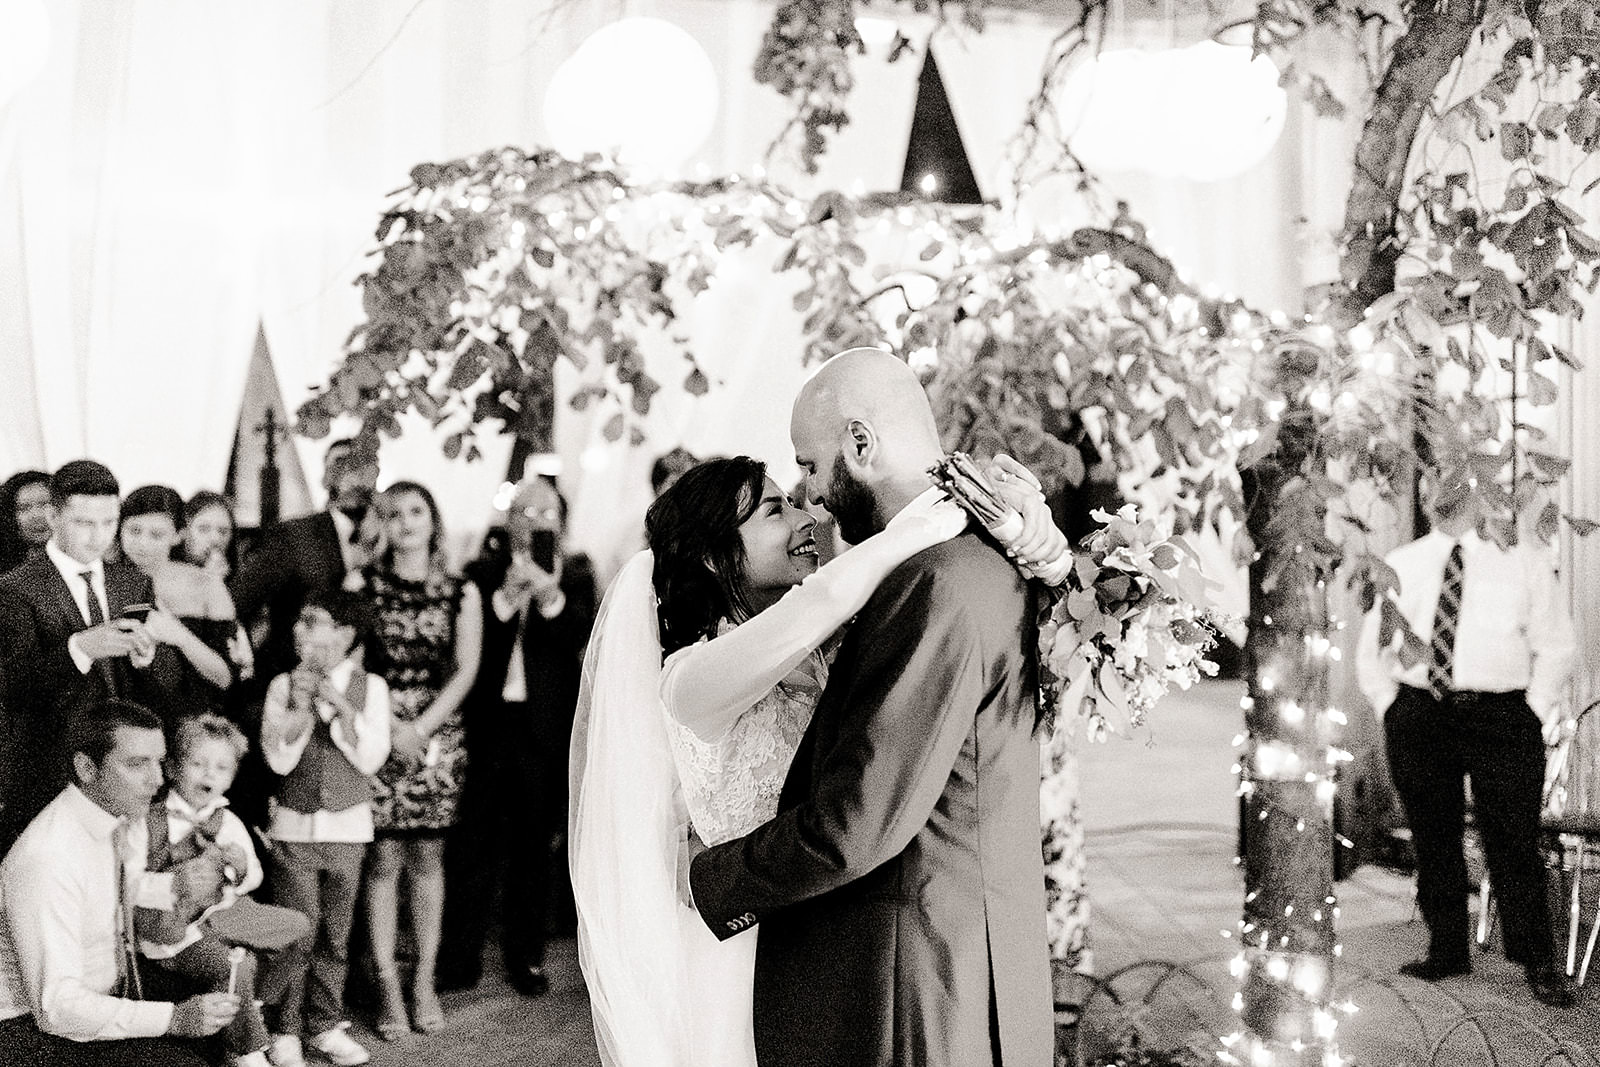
[568,453,1061,1067]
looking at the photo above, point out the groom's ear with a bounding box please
[843,419,876,471]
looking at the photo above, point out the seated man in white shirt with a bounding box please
[0,699,240,1065]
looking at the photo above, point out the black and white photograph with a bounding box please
[0,1,1597,1065]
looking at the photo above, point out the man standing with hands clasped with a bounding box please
[1357,472,1577,1008]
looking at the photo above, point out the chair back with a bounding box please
[1546,696,1600,819]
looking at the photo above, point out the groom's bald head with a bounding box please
[790,348,942,542]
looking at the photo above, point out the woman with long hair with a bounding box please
[569,454,1060,1067]
[118,485,242,724]
[357,480,483,1040]
[179,489,240,579]
[0,470,52,574]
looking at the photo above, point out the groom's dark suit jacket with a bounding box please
[690,531,1053,1067]
[0,554,160,852]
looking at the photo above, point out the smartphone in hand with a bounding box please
[119,603,154,623]
[529,529,558,572]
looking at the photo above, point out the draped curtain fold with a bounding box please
[2,0,1586,633]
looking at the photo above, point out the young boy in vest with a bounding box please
[137,713,311,1067]
[260,590,390,1067]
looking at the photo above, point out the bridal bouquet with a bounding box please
[930,454,1226,741]
[1042,505,1225,741]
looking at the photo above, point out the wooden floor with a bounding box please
[364,679,1599,1066]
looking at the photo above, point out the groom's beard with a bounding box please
[825,454,879,546]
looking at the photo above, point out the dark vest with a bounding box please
[278,670,375,815]
[137,803,230,946]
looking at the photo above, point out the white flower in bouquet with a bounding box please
[1042,504,1230,740]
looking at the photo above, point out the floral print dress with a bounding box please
[365,567,467,831]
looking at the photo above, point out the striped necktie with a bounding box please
[111,819,143,1000]
[1427,542,1464,700]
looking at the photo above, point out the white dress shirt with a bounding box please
[0,786,175,1040]
[1356,530,1576,722]
[261,657,391,844]
[330,510,360,575]
[138,792,263,959]
[47,540,109,676]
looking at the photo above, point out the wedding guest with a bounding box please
[0,470,52,575]
[357,482,481,1037]
[231,440,378,830]
[0,461,165,855]
[1356,472,1577,1007]
[261,589,391,1067]
[118,486,241,726]
[442,477,595,996]
[137,714,311,1067]
[0,700,240,1065]
[180,492,240,582]
[232,438,381,689]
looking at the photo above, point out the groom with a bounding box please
[689,349,1053,1066]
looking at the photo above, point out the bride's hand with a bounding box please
[986,455,1067,569]
[887,491,970,548]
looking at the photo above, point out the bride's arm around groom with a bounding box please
[688,349,1054,1067]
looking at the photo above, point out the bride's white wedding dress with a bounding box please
[569,493,963,1067]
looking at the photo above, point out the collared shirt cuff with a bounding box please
[535,589,566,620]
[142,1001,177,1038]
[67,633,94,674]
[491,588,522,623]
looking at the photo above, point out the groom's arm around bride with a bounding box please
[688,527,1054,1067]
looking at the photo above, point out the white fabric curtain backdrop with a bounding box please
[2,0,1515,593]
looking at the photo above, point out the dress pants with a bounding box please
[1384,685,1555,967]
[265,840,367,1037]
[440,698,564,982]
[0,1014,215,1067]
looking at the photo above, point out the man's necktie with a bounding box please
[79,570,105,627]
[111,820,143,1000]
[1427,542,1464,700]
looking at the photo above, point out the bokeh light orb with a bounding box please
[543,17,718,176]
[1055,41,1286,182]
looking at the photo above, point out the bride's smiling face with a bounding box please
[737,477,818,606]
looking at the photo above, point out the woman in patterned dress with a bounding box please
[358,480,482,1040]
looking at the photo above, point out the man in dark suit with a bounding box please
[690,349,1054,1067]
[0,460,163,855]
[230,438,380,687]
[226,438,379,833]
[442,475,596,996]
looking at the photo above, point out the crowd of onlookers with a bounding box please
[0,440,658,1067]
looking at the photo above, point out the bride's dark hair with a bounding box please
[647,456,767,656]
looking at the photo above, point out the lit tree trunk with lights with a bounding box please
[1234,2,1488,1062]
[1237,413,1343,1064]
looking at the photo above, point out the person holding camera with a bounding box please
[117,485,250,730]
[442,473,596,997]
[0,460,173,856]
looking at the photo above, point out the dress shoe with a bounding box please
[508,963,549,998]
[1525,965,1576,1008]
[1399,956,1471,981]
